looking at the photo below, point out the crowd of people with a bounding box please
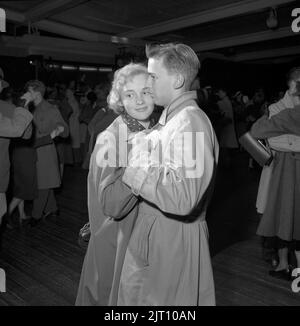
[0,42,300,306]
[0,73,119,231]
[193,83,286,168]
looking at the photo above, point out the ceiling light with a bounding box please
[98,67,113,72]
[79,66,98,72]
[62,65,77,70]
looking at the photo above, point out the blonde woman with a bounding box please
[76,63,156,305]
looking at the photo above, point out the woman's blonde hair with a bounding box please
[107,63,148,114]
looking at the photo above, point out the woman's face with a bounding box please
[289,78,300,95]
[120,73,154,122]
[289,78,300,105]
[66,89,72,99]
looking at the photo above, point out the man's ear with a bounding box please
[173,73,185,89]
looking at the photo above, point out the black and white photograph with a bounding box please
[0,0,300,308]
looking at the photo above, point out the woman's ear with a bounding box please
[173,73,185,89]
[117,102,125,113]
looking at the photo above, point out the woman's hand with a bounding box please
[50,126,64,139]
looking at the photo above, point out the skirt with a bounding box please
[256,161,274,214]
[257,151,300,241]
[11,146,38,200]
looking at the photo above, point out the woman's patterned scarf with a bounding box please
[121,110,157,132]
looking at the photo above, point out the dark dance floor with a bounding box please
[0,152,299,305]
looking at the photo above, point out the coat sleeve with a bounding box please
[52,107,69,138]
[34,135,53,148]
[88,110,106,135]
[122,110,218,216]
[0,107,33,137]
[22,123,33,140]
[89,130,138,220]
[251,108,300,139]
[266,102,300,151]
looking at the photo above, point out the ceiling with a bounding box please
[0,0,299,65]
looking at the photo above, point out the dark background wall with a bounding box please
[1,55,300,97]
[200,57,300,97]
[0,56,111,90]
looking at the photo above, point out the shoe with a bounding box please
[18,215,31,228]
[8,214,31,229]
[29,217,42,227]
[18,215,33,229]
[271,258,279,268]
[269,268,291,281]
[43,210,59,219]
[5,217,15,229]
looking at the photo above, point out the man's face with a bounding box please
[147,57,176,107]
[253,92,264,104]
[94,86,106,100]
[289,77,300,97]
[216,90,226,100]
[28,87,39,102]
[80,96,88,105]
[59,85,66,96]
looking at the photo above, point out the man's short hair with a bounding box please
[287,67,300,84]
[25,80,46,97]
[146,43,200,89]
[215,87,227,94]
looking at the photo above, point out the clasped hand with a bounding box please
[50,126,64,139]
[127,130,160,169]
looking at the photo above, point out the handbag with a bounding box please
[239,132,273,167]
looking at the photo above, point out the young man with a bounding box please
[23,80,69,226]
[0,68,33,247]
[119,43,219,305]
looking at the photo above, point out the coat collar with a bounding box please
[158,91,197,126]
[121,110,156,132]
[36,99,48,110]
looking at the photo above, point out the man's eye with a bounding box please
[126,93,133,98]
